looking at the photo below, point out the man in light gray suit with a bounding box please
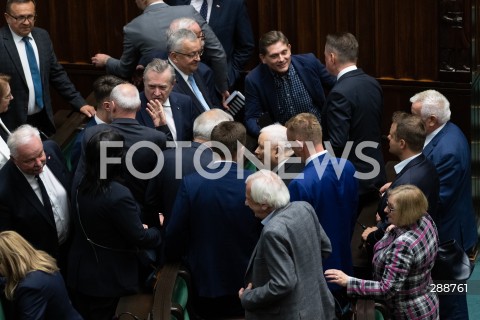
[92,0,229,98]
[239,169,336,320]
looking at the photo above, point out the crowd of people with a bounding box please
[0,0,478,319]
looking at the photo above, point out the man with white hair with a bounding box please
[410,89,477,320]
[0,125,71,265]
[255,123,304,185]
[239,169,335,319]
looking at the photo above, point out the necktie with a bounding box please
[188,75,210,111]
[35,174,54,220]
[23,37,44,109]
[200,0,208,21]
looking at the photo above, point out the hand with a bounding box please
[142,224,148,230]
[386,224,396,233]
[238,282,252,299]
[132,65,145,87]
[79,105,96,117]
[379,182,392,194]
[221,90,230,109]
[91,53,111,67]
[158,213,164,226]
[375,213,381,223]
[362,226,378,241]
[324,269,349,287]
[146,99,167,127]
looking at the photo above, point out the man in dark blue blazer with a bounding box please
[244,31,335,137]
[363,112,439,256]
[322,32,386,213]
[411,89,477,320]
[136,59,199,142]
[165,0,255,89]
[0,125,71,262]
[144,108,232,227]
[286,113,358,310]
[165,121,260,319]
[0,0,95,136]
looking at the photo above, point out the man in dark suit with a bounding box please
[0,0,95,136]
[91,0,229,99]
[244,30,336,137]
[75,83,168,227]
[362,112,439,256]
[254,123,304,185]
[0,125,71,265]
[286,113,358,311]
[165,121,260,319]
[145,108,232,226]
[136,58,199,142]
[239,170,336,319]
[411,89,477,320]
[167,27,221,113]
[322,32,386,214]
[165,0,255,89]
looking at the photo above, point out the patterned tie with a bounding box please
[188,75,210,111]
[35,174,54,220]
[200,0,208,21]
[23,37,44,109]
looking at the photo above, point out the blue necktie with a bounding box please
[200,0,208,21]
[23,37,44,109]
[188,75,210,111]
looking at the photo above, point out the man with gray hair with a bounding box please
[136,58,198,142]
[255,123,304,185]
[239,169,336,319]
[145,108,233,226]
[411,89,477,320]
[167,26,221,113]
[0,124,71,267]
[75,83,167,228]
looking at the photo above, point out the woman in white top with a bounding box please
[0,74,14,168]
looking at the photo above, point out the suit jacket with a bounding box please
[322,68,386,196]
[165,162,261,298]
[15,271,82,320]
[74,118,167,226]
[244,54,335,136]
[423,122,477,250]
[67,181,162,297]
[106,2,228,92]
[166,0,255,87]
[0,140,71,257]
[144,141,213,226]
[241,201,336,320]
[288,152,358,292]
[0,27,86,134]
[172,63,221,113]
[136,91,199,142]
[70,116,99,173]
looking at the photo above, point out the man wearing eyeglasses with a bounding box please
[0,0,95,137]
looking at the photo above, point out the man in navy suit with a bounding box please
[165,121,260,319]
[165,0,255,89]
[362,112,439,258]
[286,113,358,311]
[411,89,477,320]
[136,58,199,142]
[0,125,71,264]
[0,0,95,136]
[244,30,336,137]
[322,32,386,216]
[145,108,232,226]
[167,26,221,113]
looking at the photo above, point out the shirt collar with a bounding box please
[305,150,328,166]
[337,65,357,80]
[394,153,421,174]
[424,123,446,148]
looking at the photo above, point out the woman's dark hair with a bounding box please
[79,129,125,196]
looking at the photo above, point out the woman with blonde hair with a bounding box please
[0,230,82,319]
[0,73,13,168]
[325,185,440,319]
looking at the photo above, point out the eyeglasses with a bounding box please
[385,201,396,213]
[197,31,205,40]
[5,12,37,23]
[174,49,204,59]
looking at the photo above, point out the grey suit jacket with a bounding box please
[241,201,336,320]
[106,2,228,92]
[0,27,86,134]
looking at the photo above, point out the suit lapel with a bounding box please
[2,28,28,87]
[394,154,424,181]
[423,123,448,157]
